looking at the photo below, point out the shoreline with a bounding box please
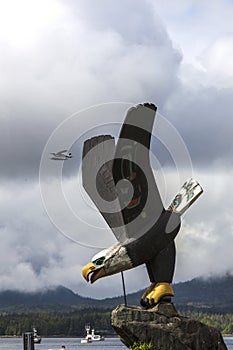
[0,335,119,338]
[0,334,232,338]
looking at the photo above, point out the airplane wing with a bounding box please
[56,150,68,155]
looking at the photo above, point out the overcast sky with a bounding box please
[0,0,233,298]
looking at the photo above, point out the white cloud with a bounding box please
[0,0,63,48]
[175,168,233,282]
[150,0,233,66]
[0,0,182,181]
[0,0,181,113]
[200,34,233,88]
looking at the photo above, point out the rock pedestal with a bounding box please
[111,303,227,350]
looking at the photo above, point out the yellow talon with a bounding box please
[141,282,174,307]
[141,282,157,300]
[147,282,174,304]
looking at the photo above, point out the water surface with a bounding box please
[0,336,232,349]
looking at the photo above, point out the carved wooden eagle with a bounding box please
[81,103,203,307]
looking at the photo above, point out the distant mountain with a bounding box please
[173,274,233,313]
[0,286,95,312]
[173,274,233,304]
[0,275,232,314]
[0,286,79,306]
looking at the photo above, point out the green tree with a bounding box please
[130,341,153,350]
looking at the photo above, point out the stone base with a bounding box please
[111,304,227,350]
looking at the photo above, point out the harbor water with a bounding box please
[0,336,232,349]
[0,337,126,349]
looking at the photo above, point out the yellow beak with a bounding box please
[82,262,95,282]
[82,262,106,283]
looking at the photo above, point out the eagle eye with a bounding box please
[93,256,105,267]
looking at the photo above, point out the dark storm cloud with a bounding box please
[163,85,233,166]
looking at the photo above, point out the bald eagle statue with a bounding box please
[82,103,203,308]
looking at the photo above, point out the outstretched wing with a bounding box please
[112,103,165,240]
[56,150,68,155]
[82,135,128,243]
[82,103,165,242]
[168,178,203,215]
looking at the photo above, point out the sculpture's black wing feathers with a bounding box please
[113,103,165,240]
[82,103,165,242]
[82,135,128,242]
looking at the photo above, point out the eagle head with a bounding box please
[82,242,133,284]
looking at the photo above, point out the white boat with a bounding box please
[33,327,42,344]
[80,337,92,344]
[80,324,104,343]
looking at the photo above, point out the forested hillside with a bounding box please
[0,275,232,313]
[0,310,232,336]
[0,275,232,336]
